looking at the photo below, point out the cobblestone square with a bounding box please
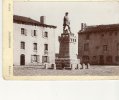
[13,65,119,76]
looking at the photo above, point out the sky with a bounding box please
[14,1,119,52]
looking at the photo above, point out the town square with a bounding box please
[13,2,119,76]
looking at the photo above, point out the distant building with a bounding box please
[13,15,57,67]
[78,23,119,65]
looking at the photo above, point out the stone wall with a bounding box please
[78,30,119,65]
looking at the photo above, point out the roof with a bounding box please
[79,24,119,33]
[13,15,57,29]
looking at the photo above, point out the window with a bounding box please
[115,56,119,62]
[21,42,25,49]
[21,28,26,35]
[73,39,75,42]
[103,45,108,51]
[42,56,49,63]
[92,56,96,64]
[33,43,37,50]
[31,55,39,62]
[31,30,37,37]
[84,43,89,51]
[93,56,96,60]
[44,31,48,37]
[106,56,112,63]
[21,28,25,34]
[33,30,37,36]
[44,44,48,50]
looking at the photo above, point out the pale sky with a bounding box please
[14,1,119,53]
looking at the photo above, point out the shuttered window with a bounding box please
[42,56,49,63]
[21,28,27,35]
[31,55,39,62]
[44,31,48,37]
[21,42,25,49]
[103,45,108,51]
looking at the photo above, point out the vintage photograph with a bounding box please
[13,1,119,76]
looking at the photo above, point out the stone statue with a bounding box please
[63,12,71,33]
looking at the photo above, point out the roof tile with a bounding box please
[13,15,57,29]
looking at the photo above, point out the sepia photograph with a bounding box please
[12,1,119,76]
[2,1,119,100]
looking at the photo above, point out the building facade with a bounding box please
[78,23,119,65]
[13,15,57,68]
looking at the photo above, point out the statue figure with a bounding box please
[63,12,71,33]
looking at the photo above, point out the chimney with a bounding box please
[81,23,86,30]
[40,16,46,24]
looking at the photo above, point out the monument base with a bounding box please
[55,58,81,70]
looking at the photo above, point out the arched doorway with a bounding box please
[20,54,25,65]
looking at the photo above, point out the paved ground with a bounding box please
[13,65,119,76]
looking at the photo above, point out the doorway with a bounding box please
[20,54,25,65]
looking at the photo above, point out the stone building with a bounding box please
[13,15,57,68]
[78,23,119,65]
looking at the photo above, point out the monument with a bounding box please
[55,12,81,69]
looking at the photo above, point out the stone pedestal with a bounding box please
[55,58,81,69]
[44,63,56,69]
[55,32,81,69]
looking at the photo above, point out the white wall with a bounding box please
[13,23,56,66]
